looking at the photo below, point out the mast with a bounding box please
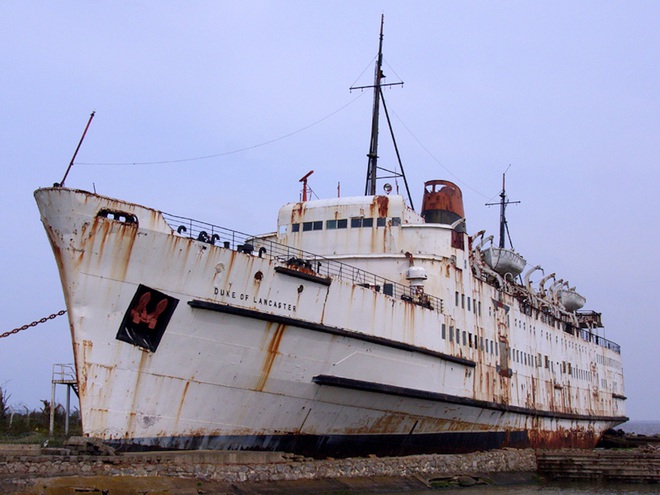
[498,174,507,249]
[365,15,385,197]
[351,16,412,207]
[486,171,520,249]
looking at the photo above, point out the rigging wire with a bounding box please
[349,55,378,90]
[383,60,405,86]
[390,108,495,200]
[78,92,366,166]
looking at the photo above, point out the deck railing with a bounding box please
[162,212,444,313]
[162,212,622,354]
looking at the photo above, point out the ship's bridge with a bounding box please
[277,194,445,258]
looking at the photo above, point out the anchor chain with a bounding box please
[0,310,67,339]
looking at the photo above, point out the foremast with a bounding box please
[351,15,413,208]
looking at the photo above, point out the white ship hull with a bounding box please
[35,187,626,457]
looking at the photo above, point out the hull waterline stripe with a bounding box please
[108,429,530,458]
[187,299,475,367]
[312,374,628,423]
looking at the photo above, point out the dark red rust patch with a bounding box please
[372,195,390,218]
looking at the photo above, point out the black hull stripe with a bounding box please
[188,299,475,367]
[313,374,628,423]
[109,430,530,458]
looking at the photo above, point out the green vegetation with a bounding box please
[0,385,82,444]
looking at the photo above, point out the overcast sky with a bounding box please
[1,2,657,422]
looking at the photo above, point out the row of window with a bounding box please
[455,295,599,360]
[440,322,598,383]
[597,354,622,370]
[455,291,482,316]
[506,347,597,382]
[291,217,402,233]
[441,323,499,356]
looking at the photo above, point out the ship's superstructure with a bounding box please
[34,18,626,457]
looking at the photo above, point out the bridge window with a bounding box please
[302,221,323,231]
[351,217,374,228]
[327,219,348,229]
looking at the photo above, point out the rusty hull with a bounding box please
[34,187,626,457]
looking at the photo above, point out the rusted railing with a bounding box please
[162,212,443,313]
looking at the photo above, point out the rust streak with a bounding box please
[175,381,191,425]
[255,323,286,392]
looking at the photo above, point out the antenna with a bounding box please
[58,111,96,187]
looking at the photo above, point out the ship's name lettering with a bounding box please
[216,288,296,312]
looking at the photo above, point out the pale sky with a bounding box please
[1,2,658,421]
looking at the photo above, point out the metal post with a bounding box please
[65,384,71,436]
[49,379,56,437]
[59,111,95,187]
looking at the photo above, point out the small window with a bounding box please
[391,217,401,226]
[441,323,446,340]
[467,297,471,311]
[461,294,465,309]
[337,219,347,229]
[455,292,459,306]
[462,331,467,346]
[351,218,362,228]
[291,223,300,232]
[326,219,337,229]
[313,220,323,230]
[377,217,386,227]
[449,326,454,342]
[362,218,373,228]
[302,222,314,231]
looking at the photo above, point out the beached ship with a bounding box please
[34,20,626,457]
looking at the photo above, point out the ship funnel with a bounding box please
[421,180,466,232]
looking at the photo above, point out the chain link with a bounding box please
[1,310,67,339]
